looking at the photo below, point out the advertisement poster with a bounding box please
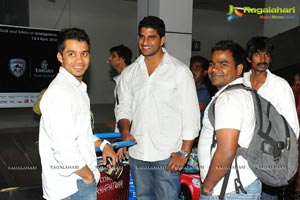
[0,25,60,107]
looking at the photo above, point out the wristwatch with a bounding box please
[200,185,213,196]
[178,150,189,158]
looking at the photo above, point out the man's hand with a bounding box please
[116,147,128,159]
[166,152,189,173]
[122,132,137,143]
[75,165,95,183]
[117,133,137,159]
[102,144,117,166]
[166,140,194,173]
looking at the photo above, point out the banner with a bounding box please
[0,25,60,107]
[97,165,130,200]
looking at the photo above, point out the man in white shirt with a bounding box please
[107,44,132,133]
[39,28,117,200]
[198,40,261,199]
[115,16,200,199]
[243,36,299,200]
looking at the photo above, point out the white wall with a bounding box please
[192,8,264,59]
[264,0,300,37]
[29,0,138,104]
[137,0,193,65]
[29,0,267,104]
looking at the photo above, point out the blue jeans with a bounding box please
[261,192,278,200]
[63,179,97,200]
[129,156,181,200]
[200,179,261,200]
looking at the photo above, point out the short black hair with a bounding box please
[109,44,133,65]
[57,27,90,53]
[190,56,209,70]
[211,40,247,68]
[138,16,165,38]
[246,36,274,59]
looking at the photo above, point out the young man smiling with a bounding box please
[198,40,261,199]
[115,16,200,199]
[39,28,117,200]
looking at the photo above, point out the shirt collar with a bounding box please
[161,48,172,65]
[135,47,170,65]
[215,77,244,96]
[113,74,120,83]
[243,69,271,87]
[59,67,87,91]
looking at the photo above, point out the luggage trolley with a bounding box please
[94,132,136,200]
[95,133,201,200]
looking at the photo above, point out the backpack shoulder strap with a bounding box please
[207,83,251,198]
[208,83,251,130]
[208,84,248,151]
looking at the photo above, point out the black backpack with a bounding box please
[208,84,298,197]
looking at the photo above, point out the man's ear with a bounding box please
[120,57,126,63]
[57,52,63,63]
[160,36,166,47]
[236,64,244,77]
[247,57,251,63]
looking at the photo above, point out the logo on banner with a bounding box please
[34,60,55,79]
[9,58,26,78]
[227,5,244,22]
[41,60,48,69]
[226,4,296,22]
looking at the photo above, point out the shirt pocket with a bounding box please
[151,81,178,104]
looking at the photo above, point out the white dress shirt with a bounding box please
[113,75,120,132]
[39,67,100,199]
[243,70,299,138]
[116,49,200,161]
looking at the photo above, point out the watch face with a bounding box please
[180,150,188,158]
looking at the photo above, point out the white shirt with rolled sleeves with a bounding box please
[115,48,200,161]
[243,69,299,138]
[39,67,100,200]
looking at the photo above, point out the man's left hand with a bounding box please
[166,152,188,173]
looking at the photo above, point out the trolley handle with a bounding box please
[95,139,135,152]
[94,132,121,139]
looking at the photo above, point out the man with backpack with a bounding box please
[243,36,299,200]
[198,40,261,199]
